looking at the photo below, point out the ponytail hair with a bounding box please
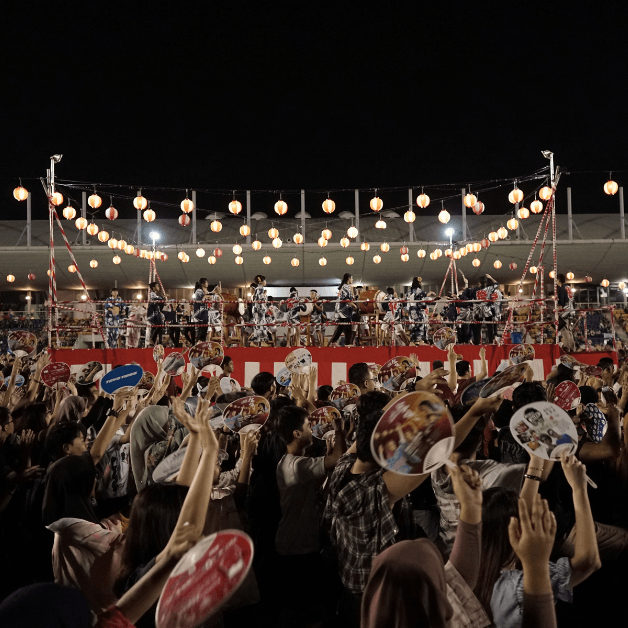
[194,278,208,292]
[411,276,422,290]
[339,273,352,288]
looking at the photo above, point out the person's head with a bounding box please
[310,289,318,300]
[478,276,487,288]
[340,273,353,287]
[539,434,552,446]
[221,355,234,374]
[289,287,298,297]
[0,406,14,437]
[195,278,209,291]
[276,405,311,447]
[149,281,160,294]
[51,395,88,426]
[348,362,376,394]
[557,273,566,285]
[45,422,88,460]
[317,385,333,402]
[549,363,575,386]
[512,382,546,411]
[356,410,384,463]
[411,276,422,290]
[251,372,276,400]
[18,402,48,434]
[255,274,266,286]
[455,360,471,378]
[579,385,598,406]
[386,287,395,296]
[454,421,484,459]
[110,288,118,297]
[597,357,614,375]
[432,360,444,371]
[474,487,520,614]
[356,391,391,420]
[114,483,189,597]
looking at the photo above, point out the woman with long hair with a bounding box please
[191,277,210,343]
[407,276,429,344]
[249,275,274,345]
[330,273,357,346]
[146,281,165,348]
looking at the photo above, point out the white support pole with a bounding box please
[27,192,32,247]
[136,190,142,245]
[246,191,251,244]
[567,187,573,241]
[191,190,197,245]
[408,189,414,242]
[461,188,466,241]
[81,192,87,245]
[620,187,625,240]
[301,190,306,243]
[354,190,360,243]
[515,202,521,239]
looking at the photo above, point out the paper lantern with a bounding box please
[117,239,126,251]
[133,195,147,210]
[464,193,477,208]
[6,274,15,283]
[322,198,335,214]
[47,270,51,276]
[27,272,35,281]
[125,244,135,255]
[318,237,328,248]
[361,242,370,251]
[322,228,332,240]
[161,253,168,261]
[68,264,77,273]
[472,201,484,215]
[601,279,609,287]
[508,187,523,204]
[416,193,430,208]
[370,196,383,212]
[340,237,350,248]
[404,210,416,223]
[619,281,626,290]
[566,271,575,280]
[539,186,552,201]
[179,214,190,227]
[380,242,390,252]
[375,219,386,229]
[465,243,474,253]
[73,217,86,230]
[473,242,481,253]
[481,238,490,249]
[494,260,502,269]
[417,249,426,258]
[497,227,508,239]
[154,251,161,260]
[429,252,436,260]
[530,200,543,214]
[229,200,242,215]
[509,262,518,270]
[181,198,194,213]
[604,180,619,196]
[252,240,262,251]
[210,219,222,232]
[235,256,244,265]
[346,256,355,265]
[400,245,408,255]
[274,200,288,216]
[472,258,481,267]
[445,248,452,258]
[182,253,189,263]
[214,248,223,258]
[518,207,530,219]
[51,192,63,206]
[88,193,102,209]
[347,225,358,239]
[319,257,327,266]
[263,255,271,265]
[460,247,468,257]
[98,230,110,242]
[549,270,555,279]
[90,259,98,268]
[240,224,251,236]
[401,253,409,262]
[434,248,442,258]
[272,237,282,249]
[13,186,28,201]
[196,247,206,257]
[63,205,76,220]
[112,255,121,265]
[530,266,537,274]
[104,205,117,220]
[87,223,99,236]
[291,258,300,267]
[438,209,450,224]
[268,227,279,239]
[507,218,518,230]
[585,276,592,283]
[143,209,156,222]
[139,250,147,259]
[373,255,381,264]
[208,255,217,265]
[488,231,498,242]
[178,251,186,261]
[232,244,242,255]
[453,251,461,260]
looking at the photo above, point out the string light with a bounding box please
[268,226,279,239]
[506,218,518,230]
[438,203,450,224]
[13,185,27,201]
[404,209,416,223]
[75,217,88,230]
[340,237,350,248]
[235,256,244,265]
[178,214,190,227]
[322,227,332,240]
[416,191,430,208]
[87,222,99,236]
[112,255,121,265]
[508,184,523,204]
[464,192,477,208]
[229,196,242,214]
[518,207,530,219]
[143,208,156,222]
[322,196,335,214]
[196,247,206,257]
[105,205,118,220]
[370,192,383,212]
[319,257,327,266]
[51,192,63,206]
[90,260,98,268]
[318,237,328,247]
[63,204,76,220]
[88,192,102,209]
[210,216,222,232]
[472,201,484,215]
[293,231,304,244]
[208,255,217,265]
[133,192,147,210]
[291,257,300,267]
[472,258,481,267]
[98,230,110,242]
[539,186,552,200]
[494,260,502,269]
[347,224,358,238]
[488,231,499,242]
[263,255,271,265]
[361,242,370,251]
[125,244,135,255]
[472,242,481,252]
[375,219,386,229]
[274,196,288,215]
[272,237,282,249]
[380,242,390,252]
[232,244,242,255]
[530,197,543,213]
[117,239,127,250]
[417,249,426,258]
[252,239,262,251]
[240,224,250,236]
[346,256,354,265]
[181,196,194,213]
[373,255,381,264]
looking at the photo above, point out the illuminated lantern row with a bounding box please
[404,210,416,223]
[240,224,250,236]
[370,196,383,212]
[13,186,28,201]
[416,193,430,208]
[433,248,443,258]
[322,198,335,214]
[229,200,242,215]
[466,243,474,253]
[518,207,530,219]
[181,198,194,213]
[63,205,76,220]
[179,214,190,227]
[601,279,610,287]
[453,251,460,260]
[472,258,481,267]
[105,205,118,220]
[472,201,484,215]
[530,199,543,214]
[539,186,552,201]
[509,262,518,270]
[508,186,523,204]
[464,193,477,208]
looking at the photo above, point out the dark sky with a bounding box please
[4,2,626,222]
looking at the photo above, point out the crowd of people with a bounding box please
[1,338,627,627]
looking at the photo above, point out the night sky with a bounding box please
[4,2,626,222]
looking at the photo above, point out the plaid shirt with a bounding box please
[322,452,414,595]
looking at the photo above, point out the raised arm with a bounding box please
[476,346,488,382]
[90,389,135,465]
[453,395,503,449]
[447,344,457,392]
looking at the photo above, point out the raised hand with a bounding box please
[450,463,483,509]
[240,429,260,460]
[172,397,201,434]
[560,452,587,492]
[471,394,503,416]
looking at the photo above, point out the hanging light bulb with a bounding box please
[235,256,244,265]
[252,239,262,251]
[87,222,99,236]
[508,185,524,204]
[125,244,135,255]
[117,239,127,250]
[585,275,592,283]
[322,227,332,240]
[510,262,518,270]
[401,253,409,262]
[6,274,15,282]
[464,192,477,208]
[268,226,279,239]
[179,214,190,227]
[601,279,609,287]
[90,259,98,268]
[494,260,502,269]
[373,255,381,264]
[272,237,282,249]
[143,208,156,222]
[263,255,271,265]
[539,186,552,200]
[232,244,242,255]
[429,252,436,260]
[318,237,328,248]
[210,217,222,232]
[229,198,242,214]
[549,270,555,278]
[13,185,28,201]
[472,258,481,267]
[240,224,250,237]
[472,201,485,215]
[347,224,359,238]
[481,238,490,248]
[417,248,426,258]
[566,271,575,280]
[370,194,383,212]
[404,210,416,223]
[214,248,223,258]
[98,230,110,243]
[416,192,430,208]
[604,179,619,195]
[438,206,450,224]
[75,217,88,230]
[434,248,442,258]
[322,197,335,214]
[465,243,474,253]
[196,247,206,257]
[68,264,77,273]
[274,198,288,216]
[340,237,350,248]
[472,242,481,252]
[133,193,147,210]
[291,257,300,267]
[530,198,543,214]
[319,257,327,266]
[178,251,186,261]
[208,255,217,265]
[361,242,370,251]
[112,255,121,265]
[453,251,461,260]
[518,207,530,219]
[445,248,453,258]
[63,204,76,220]
[530,266,538,274]
[181,197,194,213]
[293,231,304,244]
[375,219,386,229]
[51,192,63,206]
[380,242,390,252]
[346,256,354,265]
[88,192,102,209]
[105,204,118,220]
[488,231,499,242]
[497,227,508,239]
